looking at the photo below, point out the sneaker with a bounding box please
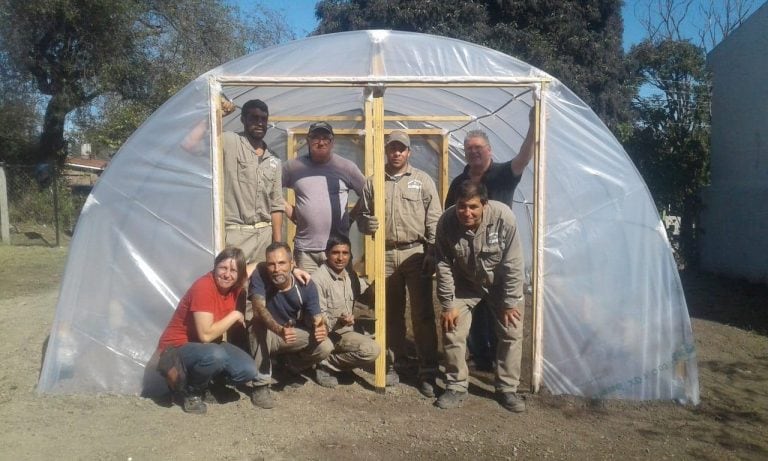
[435,389,468,409]
[251,385,274,409]
[417,377,436,398]
[182,394,207,414]
[498,392,526,413]
[315,365,339,388]
[385,367,400,387]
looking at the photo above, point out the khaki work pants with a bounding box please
[385,245,439,376]
[293,249,326,274]
[250,322,333,386]
[326,330,381,371]
[443,296,524,393]
[226,225,272,264]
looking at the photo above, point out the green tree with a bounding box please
[625,39,710,265]
[314,0,630,131]
[0,54,40,165]
[0,0,292,164]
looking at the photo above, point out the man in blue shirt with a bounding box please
[248,242,333,408]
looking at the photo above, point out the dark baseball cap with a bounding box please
[308,121,334,136]
[386,130,410,148]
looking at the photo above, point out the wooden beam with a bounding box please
[371,89,387,391]
[271,115,472,123]
[363,95,375,279]
[439,134,450,204]
[531,84,547,393]
[209,79,226,255]
[286,131,297,247]
[216,76,552,87]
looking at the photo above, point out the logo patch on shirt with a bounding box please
[407,179,422,190]
[269,158,278,169]
[487,231,499,245]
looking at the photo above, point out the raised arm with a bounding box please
[510,106,536,177]
[180,97,237,153]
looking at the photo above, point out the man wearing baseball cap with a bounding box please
[357,130,441,397]
[282,121,367,273]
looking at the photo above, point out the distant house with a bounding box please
[63,149,108,193]
[701,2,768,284]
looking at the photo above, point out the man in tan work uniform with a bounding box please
[357,130,441,397]
[221,99,284,264]
[311,234,381,388]
[434,180,526,413]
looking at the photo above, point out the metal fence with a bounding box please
[0,164,88,246]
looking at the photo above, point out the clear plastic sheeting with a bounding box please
[37,30,699,403]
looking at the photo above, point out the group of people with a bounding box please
[156,98,535,415]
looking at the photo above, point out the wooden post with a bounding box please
[369,88,388,392]
[531,83,548,393]
[209,79,226,254]
[286,132,297,246]
[439,133,450,203]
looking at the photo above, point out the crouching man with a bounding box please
[434,181,527,413]
[249,242,334,408]
[311,235,381,387]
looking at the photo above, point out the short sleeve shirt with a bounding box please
[282,154,365,252]
[444,160,522,209]
[157,272,240,351]
[249,264,322,325]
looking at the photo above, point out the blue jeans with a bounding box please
[174,342,258,393]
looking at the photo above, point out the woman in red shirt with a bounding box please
[156,247,258,414]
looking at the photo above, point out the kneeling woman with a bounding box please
[156,247,258,414]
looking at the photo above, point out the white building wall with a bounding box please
[701,3,768,283]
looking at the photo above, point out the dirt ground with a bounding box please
[0,245,766,460]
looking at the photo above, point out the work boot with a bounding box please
[498,392,526,413]
[251,385,274,409]
[315,365,339,388]
[417,376,436,398]
[435,389,468,409]
[182,393,207,414]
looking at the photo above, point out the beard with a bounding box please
[271,272,289,286]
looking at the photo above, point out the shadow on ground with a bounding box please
[681,269,768,336]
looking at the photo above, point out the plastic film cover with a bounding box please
[38,30,698,404]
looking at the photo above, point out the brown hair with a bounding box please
[214,246,247,288]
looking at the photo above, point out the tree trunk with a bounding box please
[38,92,75,165]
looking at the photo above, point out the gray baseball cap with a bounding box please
[386,130,410,148]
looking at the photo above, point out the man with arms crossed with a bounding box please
[435,181,526,413]
[248,242,333,409]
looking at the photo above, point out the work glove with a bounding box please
[357,215,380,235]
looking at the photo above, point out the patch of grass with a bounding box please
[0,245,69,299]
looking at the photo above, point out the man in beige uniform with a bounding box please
[434,180,526,413]
[311,235,381,388]
[357,130,441,397]
[222,99,283,263]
